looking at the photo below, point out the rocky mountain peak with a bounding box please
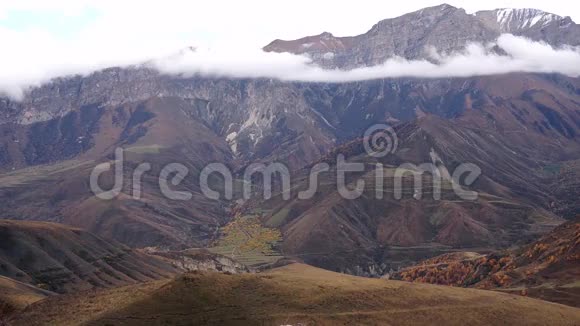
[319,31,334,39]
[263,30,351,56]
[369,3,465,33]
[476,8,568,33]
[264,4,580,69]
[414,3,461,15]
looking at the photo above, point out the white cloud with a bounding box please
[0,1,579,99]
[152,34,580,82]
[2,34,580,100]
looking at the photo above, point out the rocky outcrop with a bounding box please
[152,249,251,274]
[476,8,580,46]
[0,70,337,171]
[264,4,580,68]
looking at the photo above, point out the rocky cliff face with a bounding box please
[152,249,251,274]
[264,4,580,68]
[0,68,337,171]
[2,69,579,172]
[477,8,580,45]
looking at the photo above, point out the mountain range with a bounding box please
[264,4,580,68]
[0,3,579,322]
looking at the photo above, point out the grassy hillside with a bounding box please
[0,220,178,294]
[0,276,52,321]
[12,263,580,325]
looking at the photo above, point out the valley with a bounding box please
[0,2,579,324]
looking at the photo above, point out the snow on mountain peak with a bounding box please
[495,8,562,31]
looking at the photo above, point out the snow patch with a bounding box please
[226,131,239,154]
[309,107,335,129]
[495,8,561,31]
[226,131,238,142]
[322,52,335,60]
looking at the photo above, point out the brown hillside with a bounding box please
[393,220,580,307]
[0,220,178,294]
[0,276,52,322]
[12,263,580,325]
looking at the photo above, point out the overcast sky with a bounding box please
[1,0,578,48]
[0,1,579,98]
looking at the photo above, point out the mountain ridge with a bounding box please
[264,4,580,68]
[0,219,179,293]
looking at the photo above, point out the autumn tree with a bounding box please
[219,214,282,258]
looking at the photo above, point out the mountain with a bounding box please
[264,4,580,68]
[392,219,580,307]
[1,4,580,323]
[0,72,336,172]
[0,5,579,277]
[244,114,570,274]
[0,220,178,294]
[0,75,340,248]
[476,8,578,41]
[11,263,580,325]
[0,101,235,249]
[1,72,578,256]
